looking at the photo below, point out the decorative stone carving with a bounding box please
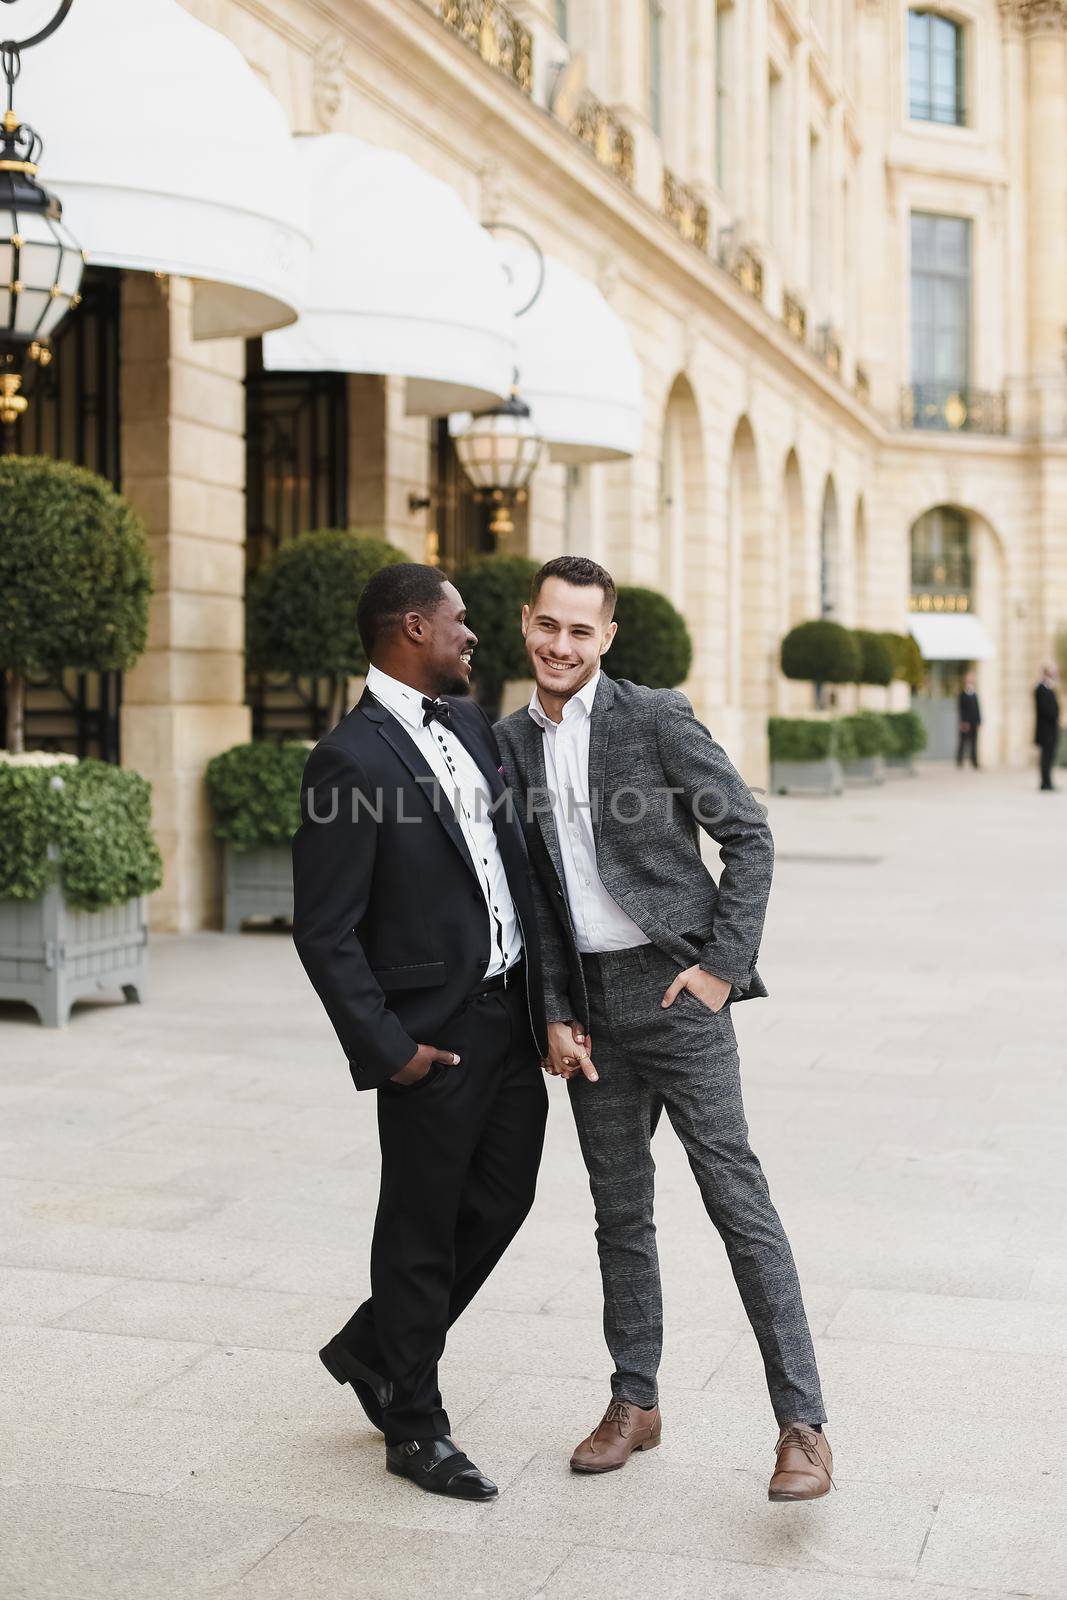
[997,0,1067,33]
[313,32,345,130]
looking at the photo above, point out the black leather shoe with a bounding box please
[319,1336,392,1434]
[386,1436,498,1500]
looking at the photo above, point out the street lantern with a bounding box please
[0,3,84,426]
[452,223,546,541]
[453,388,543,540]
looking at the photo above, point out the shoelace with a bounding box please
[775,1428,837,1489]
[602,1400,632,1433]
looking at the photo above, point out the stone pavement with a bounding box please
[1,766,1065,1600]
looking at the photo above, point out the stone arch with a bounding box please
[729,414,773,779]
[906,501,1010,763]
[658,372,714,706]
[782,448,807,629]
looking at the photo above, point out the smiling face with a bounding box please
[420,580,477,695]
[521,575,616,712]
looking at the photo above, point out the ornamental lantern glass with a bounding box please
[453,392,543,496]
[0,90,85,422]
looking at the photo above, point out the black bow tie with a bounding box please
[422,697,452,728]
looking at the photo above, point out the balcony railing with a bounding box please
[438,0,533,94]
[663,169,708,250]
[782,291,807,343]
[568,91,635,185]
[902,383,1008,435]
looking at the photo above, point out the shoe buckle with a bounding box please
[402,1441,421,1457]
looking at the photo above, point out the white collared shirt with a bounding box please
[527,672,649,955]
[366,665,521,979]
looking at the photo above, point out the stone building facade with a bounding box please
[14,0,1067,928]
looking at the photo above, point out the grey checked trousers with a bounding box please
[568,945,826,1427]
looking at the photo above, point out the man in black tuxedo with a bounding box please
[957,671,981,769]
[1034,665,1061,792]
[291,563,549,1501]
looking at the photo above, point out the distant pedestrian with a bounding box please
[957,671,981,769]
[1034,664,1061,792]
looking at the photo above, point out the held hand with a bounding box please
[390,1042,461,1087]
[542,1020,598,1082]
[662,964,732,1014]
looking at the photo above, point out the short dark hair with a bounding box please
[530,555,617,616]
[357,562,449,657]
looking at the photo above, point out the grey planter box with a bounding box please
[844,754,886,786]
[224,844,293,932]
[769,758,844,796]
[885,754,916,776]
[0,887,148,1027]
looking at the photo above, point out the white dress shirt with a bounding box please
[366,665,522,978]
[527,671,649,955]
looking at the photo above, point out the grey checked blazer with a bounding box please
[495,675,773,1028]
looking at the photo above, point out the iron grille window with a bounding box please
[0,266,123,762]
[911,506,972,600]
[648,0,664,137]
[908,11,965,126]
[244,345,348,741]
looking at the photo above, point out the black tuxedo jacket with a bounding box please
[958,690,981,728]
[1035,682,1060,747]
[292,688,547,1090]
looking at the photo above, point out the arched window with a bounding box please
[910,505,972,612]
[908,11,965,127]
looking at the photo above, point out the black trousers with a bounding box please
[956,728,978,768]
[338,979,547,1444]
[1039,740,1057,790]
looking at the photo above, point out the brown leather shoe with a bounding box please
[569,1399,661,1473]
[768,1424,834,1501]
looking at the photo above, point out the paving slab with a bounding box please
[1,768,1063,1599]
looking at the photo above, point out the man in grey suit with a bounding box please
[495,556,831,1502]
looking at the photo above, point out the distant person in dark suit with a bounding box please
[957,671,981,769]
[1034,665,1061,792]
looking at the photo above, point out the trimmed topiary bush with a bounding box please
[247,530,407,725]
[205,742,312,852]
[854,629,893,687]
[0,456,152,754]
[780,620,861,689]
[883,630,925,690]
[605,586,693,689]
[837,712,890,758]
[453,555,540,714]
[0,754,163,911]
[768,718,836,763]
[884,709,928,758]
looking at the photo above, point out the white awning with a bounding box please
[909,613,996,661]
[262,135,516,416]
[19,0,310,339]
[451,245,643,463]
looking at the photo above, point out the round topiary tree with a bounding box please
[453,555,539,716]
[247,529,407,725]
[882,630,925,691]
[604,586,693,688]
[853,628,893,687]
[0,456,152,754]
[780,619,861,706]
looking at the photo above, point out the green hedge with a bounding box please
[0,757,163,910]
[206,742,310,857]
[884,709,928,757]
[837,712,890,758]
[453,555,540,703]
[767,717,857,763]
[605,586,693,688]
[205,742,311,852]
[854,629,893,687]
[780,620,861,685]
